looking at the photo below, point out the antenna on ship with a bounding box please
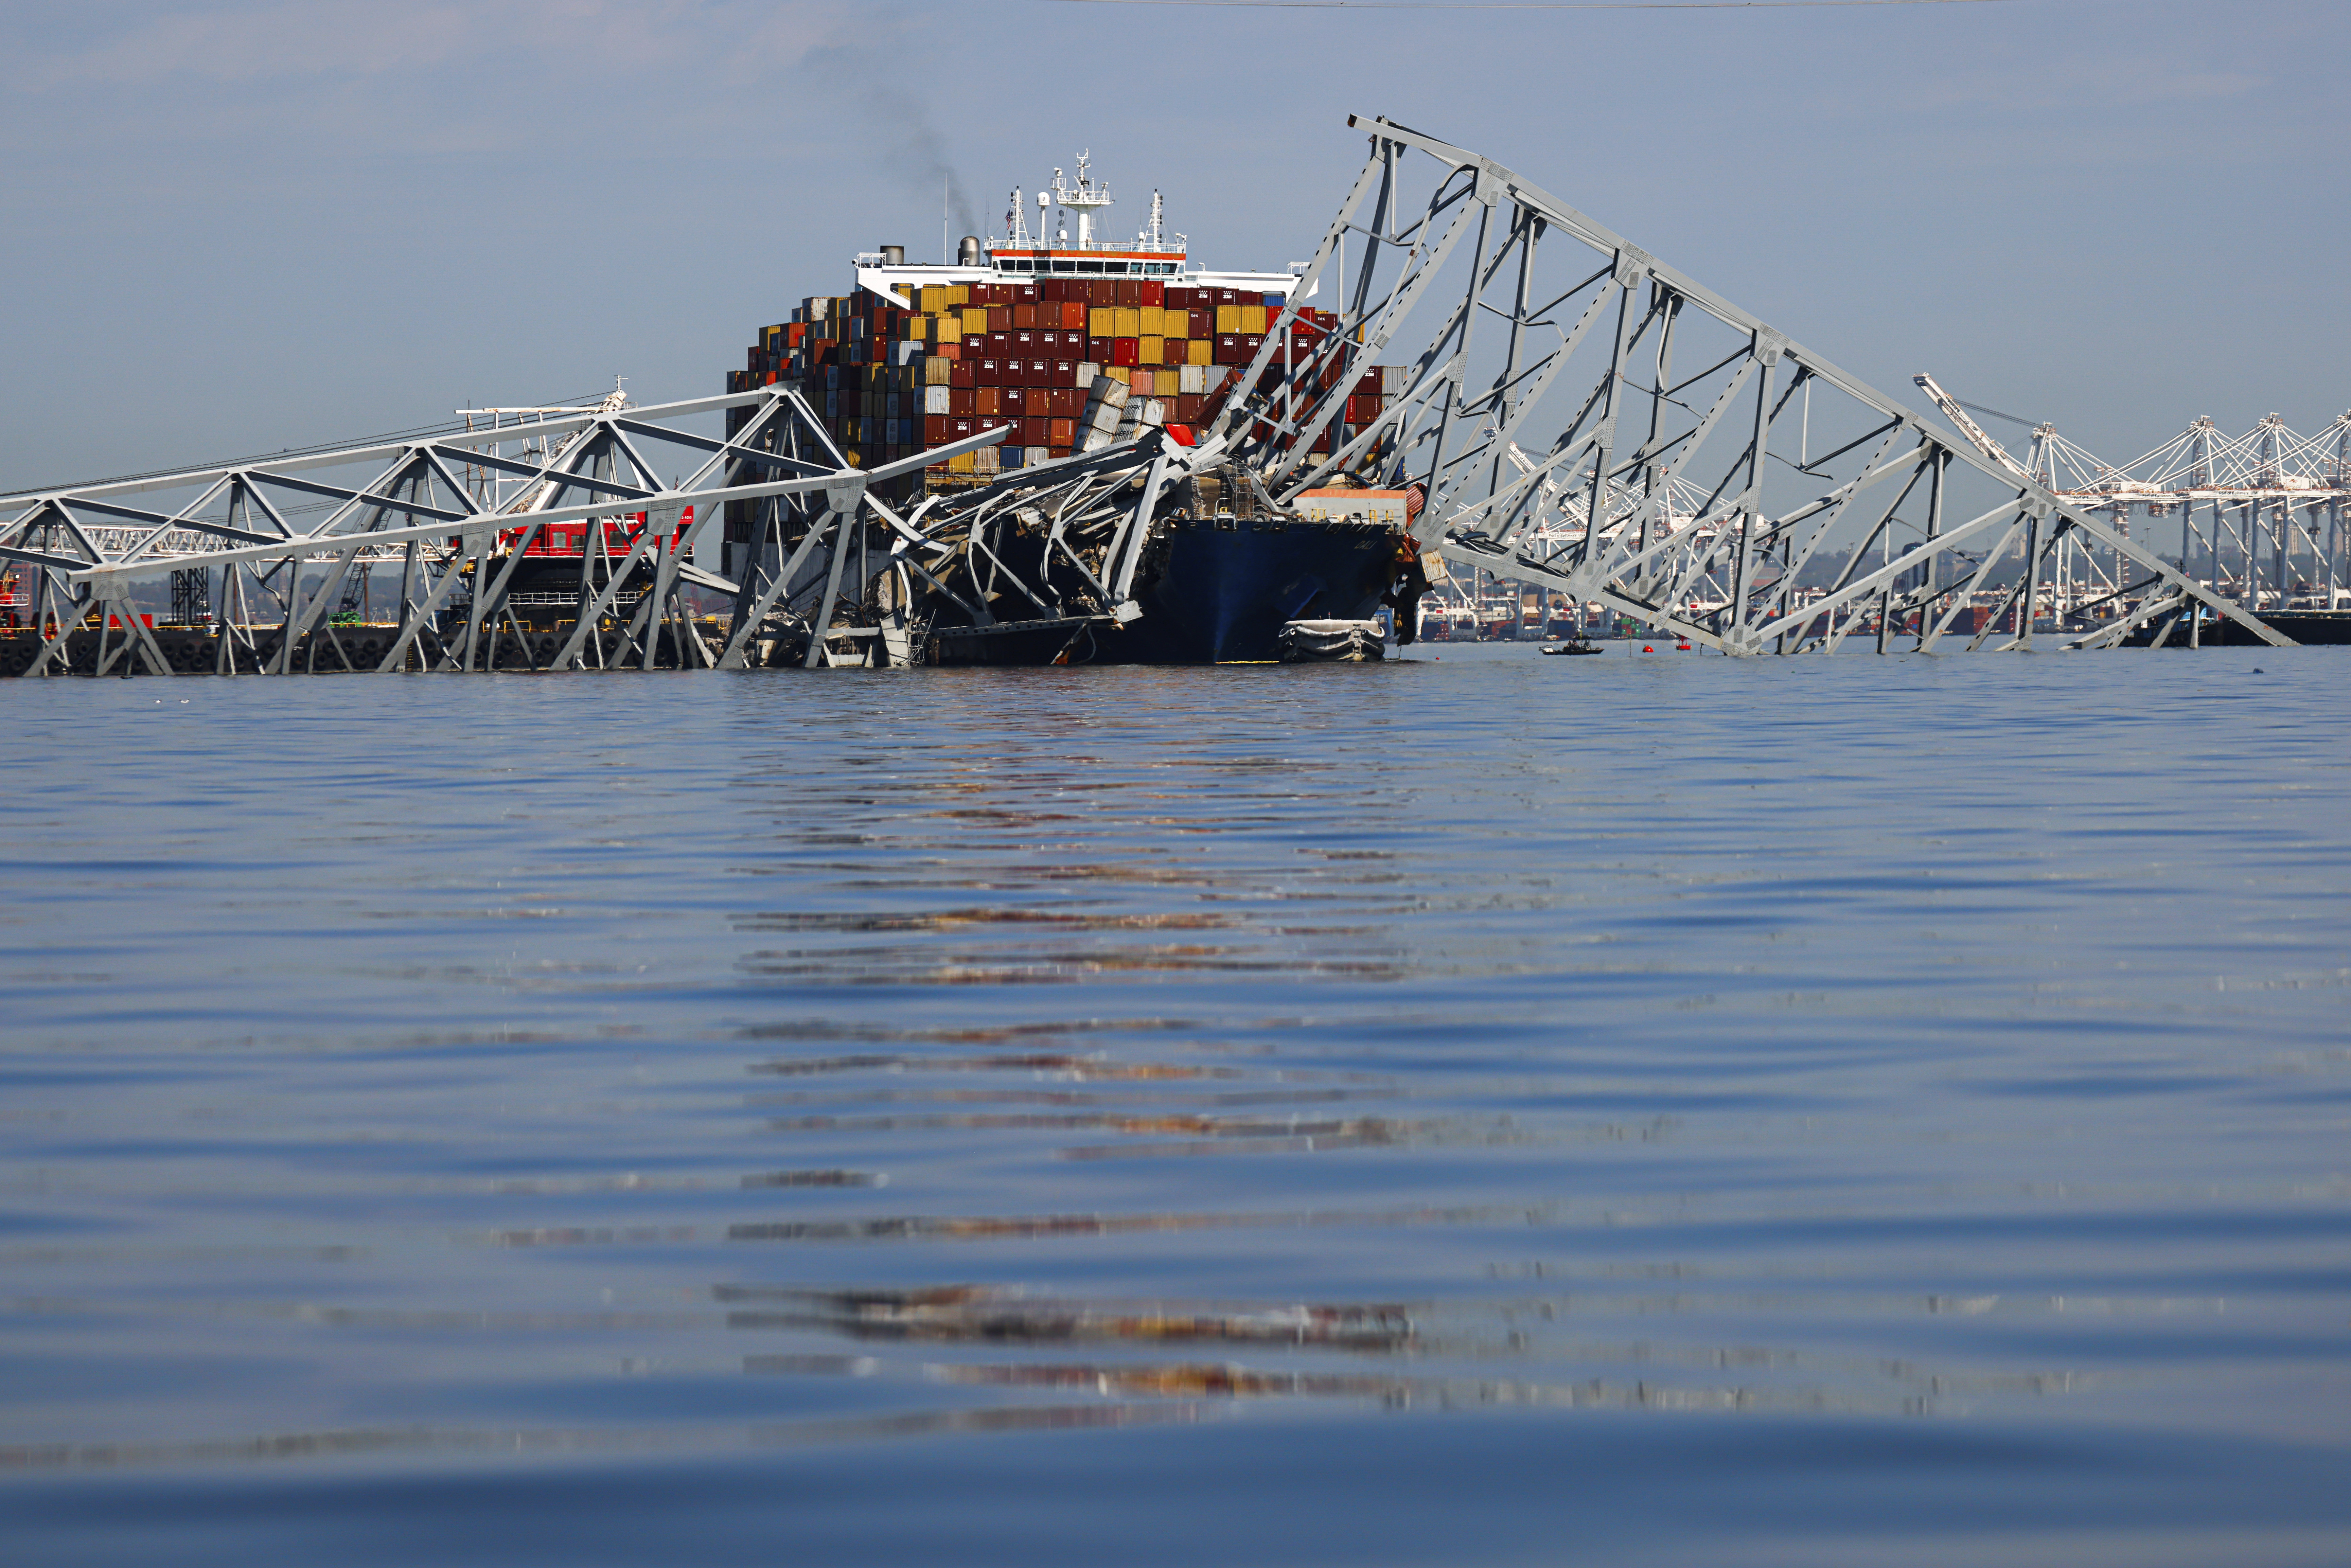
[1051,152,1114,248]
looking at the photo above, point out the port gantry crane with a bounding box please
[1914,374,2349,618]
[0,114,2307,677]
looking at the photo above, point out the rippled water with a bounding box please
[4,645,2347,1565]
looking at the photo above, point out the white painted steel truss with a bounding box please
[0,387,1006,677]
[4,114,2309,675]
[1206,115,2294,653]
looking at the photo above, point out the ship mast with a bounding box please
[1050,152,1114,248]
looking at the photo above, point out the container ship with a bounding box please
[716,154,1423,664]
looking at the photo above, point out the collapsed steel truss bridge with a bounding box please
[0,114,2298,676]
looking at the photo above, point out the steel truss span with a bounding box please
[1208,115,2293,654]
[1,115,2305,677]
[0,387,1006,678]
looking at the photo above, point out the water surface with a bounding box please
[4,645,2347,1564]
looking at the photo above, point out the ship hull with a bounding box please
[929,516,1399,667]
[1122,516,1397,664]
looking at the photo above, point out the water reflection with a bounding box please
[2,654,2347,1566]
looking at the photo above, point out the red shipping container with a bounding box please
[1016,416,1043,445]
[1347,394,1382,423]
[1031,358,1055,385]
[976,357,1001,385]
[977,414,1013,434]
[1053,373,1080,404]
[1012,329,1036,352]
[1013,283,1038,304]
[1087,336,1111,362]
[1040,279,1066,301]
[1214,334,1244,365]
[949,362,975,389]
[1174,394,1203,423]
[1184,308,1208,339]
[1002,386,1025,414]
[1112,337,1139,367]
[1060,300,1088,329]
[1012,303,1036,330]
[932,341,962,361]
[986,305,1011,332]
[948,386,975,415]
[1138,280,1163,307]
[1049,417,1076,447]
[924,414,952,444]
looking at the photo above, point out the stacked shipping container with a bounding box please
[723,275,1403,488]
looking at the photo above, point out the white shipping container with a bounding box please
[1177,364,1207,394]
[924,386,951,414]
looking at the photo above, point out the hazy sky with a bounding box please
[2,0,2342,491]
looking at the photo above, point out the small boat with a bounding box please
[1539,639,1603,656]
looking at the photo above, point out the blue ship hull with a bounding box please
[929,515,1403,667]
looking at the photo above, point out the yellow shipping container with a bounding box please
[1186,338,1212,367]
[1134,306,1161,337]
[1214,304,1239,335]
[1088,307,1112,336]
[1105,307,1135,338]
[1139,336,1164,365]
[922,357,953,386]
[948,450,976,473]
[1239,304,1269,334]
[1105,365,1132,385]
[961,306,988,333]
[935,316,962,344]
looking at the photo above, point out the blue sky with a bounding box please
[2,0,2342,489]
